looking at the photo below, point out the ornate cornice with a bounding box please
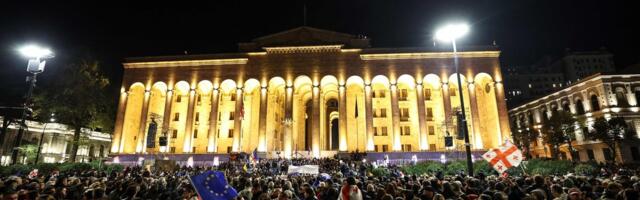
[359,51,500,60]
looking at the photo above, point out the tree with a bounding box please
[511,122,538,159]
[17,144,38,164]
[541,110,576,160]
[32,58,114,162]
[585,116,637,163]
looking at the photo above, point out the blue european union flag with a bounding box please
[189,171,238,200]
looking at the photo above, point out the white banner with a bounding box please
[287,165,319,175]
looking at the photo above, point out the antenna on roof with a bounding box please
[303,1,307,26]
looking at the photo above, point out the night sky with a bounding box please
[1,0,638,107]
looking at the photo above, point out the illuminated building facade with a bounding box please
[509,73,640,163]
[111,27,510,158]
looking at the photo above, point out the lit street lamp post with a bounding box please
[11,44,54,165]
[435,24,474,176]
[35,113,56,164]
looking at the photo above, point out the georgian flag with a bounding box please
[482,141,523,173]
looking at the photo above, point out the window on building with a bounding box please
[400,108,410,121]
[374,145,379,152]
[424,89,431,101]
[401,126,411,136]
[176,95,182,103]
[401,144,412,152]
[381,108,387,118]
[173,113,180,121]
[382,145,389,152]
[227,146,232,153]
[229,129,234,138]
[603,148,613,161]
[170,147,176,153]
[399,89,408,101]
[193,130,198,138]
[426,108,433,121]
[381,127,388,136]
[192,147,197,153]
[576,99,585,115]
[229,112,235,120]
[197,95,202,104]
[430,144,436,150]
[172,130,178,138]
[615,88,629,107]
[429,126,435,135]
[373,127,379,136]
[195,112,200,122]
[586,149,595,160]
[631,147,640,161]
[230,94,236,101]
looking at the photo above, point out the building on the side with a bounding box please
[0,117,112,165]
[553,49,616,84]
[509,73,640,163]
[504,49,616,108]
[111,26,511,161]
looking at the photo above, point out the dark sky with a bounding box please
[1,0,638,106]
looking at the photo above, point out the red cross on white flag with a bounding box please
[482,141,523,173]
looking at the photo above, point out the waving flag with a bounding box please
[189,170,238,200]
[482,141,523,173]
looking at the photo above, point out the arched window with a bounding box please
[615,87,628,107]
[562,101,571,112]
[590,95,600,111]
[575,99,585,115]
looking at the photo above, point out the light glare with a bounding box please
[19,44,53,58]
[435,24,469,42]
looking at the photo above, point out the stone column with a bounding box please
[581,91,591,112]
[161,90,174,152]
[207,89,220,152]
[111,91,128,153]
[338,85,347,151]
[258,87,268,152]
[183,89,197,153]
[494,82,509,144]
[467,83,483,149]
[626,84,638,106]
[442,83,452,139]
[568,97,577,114]
[365,85,374,151]
[284,86,294,157]
[311,86,320,157]
[390,84,401,151]
[136,90,151,153]
[232,88,243,152]
[415,83,428,150]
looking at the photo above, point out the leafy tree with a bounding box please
[17,144,38,164]
[541,110,576,159]
[511,123,538,159]
[32,58,114,162]
[585,116,637,163]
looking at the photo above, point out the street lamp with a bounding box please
[435,23,474,176]
[11,44,54,165]
[35,113,56,164]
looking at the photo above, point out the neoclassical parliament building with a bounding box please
[110,27,510,160]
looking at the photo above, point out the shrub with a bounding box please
[574,164,597,176]
[370,168,390,177]
[402,161,444,175]
[445,160,467,175]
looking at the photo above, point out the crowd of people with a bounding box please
[0,156,639,200]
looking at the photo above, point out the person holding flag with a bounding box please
[189,170,238,200]
[482,140,523,174]
[251,147,258,164]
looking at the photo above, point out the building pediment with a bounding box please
[238,26,370,52]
